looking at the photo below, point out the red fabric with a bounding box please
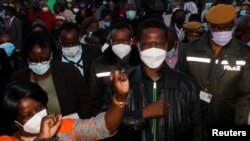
[0,135,20,141]
[119,7,126,19]
[53,13,67,28]
[27,9,56,31]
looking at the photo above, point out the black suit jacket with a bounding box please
[10,60,94,118]
[55,44,101,82]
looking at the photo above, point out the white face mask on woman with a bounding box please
[211,31,233,46]
[112,44,131,59]
[139,47,166,69]
[15,109,48,134]
[62,45,80,57]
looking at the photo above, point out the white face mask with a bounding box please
[62,45,80,57]
[42,7,49,12]
[15,109,47,134]
[73,8,79,13]
[140,47,166,69]
[211,31,233,46]
[29,60,51,75]
[247,41,250,47]
[112,44,131,59]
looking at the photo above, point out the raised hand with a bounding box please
[110,71,129,101]
[35,114,62,140]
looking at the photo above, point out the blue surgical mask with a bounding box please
[103,21,111,28]
[240,10,247,16]
[247,41,250,47]
[80,2,86,9]
[126,10,136,20]
[0,42,15,57]
[28,60,51,75]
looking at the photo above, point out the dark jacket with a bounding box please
[0,49,10,93]
[102,65,202,141]
[54,43,101,81]
[89,45,141,114]
[178,33,250,130]
[10,60,94,118]
[5,17,22,51]
[0,49,26,93]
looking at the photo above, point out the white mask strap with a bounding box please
[14,121,23,127]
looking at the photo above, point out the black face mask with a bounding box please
[175,18,185,26]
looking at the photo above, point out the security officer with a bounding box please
[182,21,204,43]
[178,4,250,140]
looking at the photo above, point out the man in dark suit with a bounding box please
[57,22,101,81]
[5,5,22,52]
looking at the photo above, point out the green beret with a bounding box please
[206,4,236,25]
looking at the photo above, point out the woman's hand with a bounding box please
[35,114,62,140]
[110,71,129,102]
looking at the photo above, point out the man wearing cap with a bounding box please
[182,21,204,43]
[178,4,250,139]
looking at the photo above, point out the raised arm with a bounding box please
[105,71,129,134]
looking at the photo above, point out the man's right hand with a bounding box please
[142,101,168,119]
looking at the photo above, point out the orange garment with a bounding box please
[0,135,20,141]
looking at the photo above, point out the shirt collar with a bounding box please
[9,16,15,22]
[175,24,184,34]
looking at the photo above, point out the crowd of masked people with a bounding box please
[0,0,250,140]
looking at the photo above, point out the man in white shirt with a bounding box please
[184,0,198,14]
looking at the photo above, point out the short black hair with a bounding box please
[101,8,112,19]
[53,3,63,9]
[136,18,168,41]
[92,29,110,45]
[6,6,17,15]
[0,81,48,134]
[111,22,133,38]
[23,31,56,59]
[59,22,80,35]
[31,22,48,32]
[170,8,185,26]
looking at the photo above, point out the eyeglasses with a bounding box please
[27,57,52,65]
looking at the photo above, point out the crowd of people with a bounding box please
[0,0,250,141]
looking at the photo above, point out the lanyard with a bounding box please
[62,55,84,69]
[152,82,157,141]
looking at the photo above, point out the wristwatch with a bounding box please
[112,96,127,108]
